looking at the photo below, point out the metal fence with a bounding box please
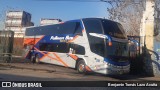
[0,30,14,62]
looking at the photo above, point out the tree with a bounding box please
[103,0,145,36]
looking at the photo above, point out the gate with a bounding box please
[127,36,144,74]
[0,30,14,62]
[128,36,141,57]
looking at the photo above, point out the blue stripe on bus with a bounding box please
[33,48,48,58]
[104,58,130,66]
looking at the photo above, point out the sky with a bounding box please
[0,0,109,29]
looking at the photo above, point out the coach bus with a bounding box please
[23,18,130,75]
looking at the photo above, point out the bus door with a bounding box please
[85,33,106,71]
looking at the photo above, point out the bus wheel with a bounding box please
[77,60,86,74]
[31,55,35,63]
[35,54,40,63]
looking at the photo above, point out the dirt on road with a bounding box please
[0,62,160,81]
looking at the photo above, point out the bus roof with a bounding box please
[26,18,118,29]
[25,18,121,36]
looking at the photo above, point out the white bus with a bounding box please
[23,18,130,75]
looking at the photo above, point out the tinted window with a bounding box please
[102,20,127,39]
[73,22,82,34]
[25,22,82,36]
[88,36,105,56]
[39,43,85,55]
[106,42,128,57]
[39,43,69,53]
[69,44,85,55]
[83,19,103,34]
[83,19,105,56]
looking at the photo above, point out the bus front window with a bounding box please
[83,18,129,62]
[106,41,129,62]
[83,18,105,57]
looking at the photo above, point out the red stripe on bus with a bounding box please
[52,53,69,67]
[68,54,78,60]
[82,29,85,32]
[34,48,68,67]
[23,36,44,45]
[35,35,44,44]
[39,54,47,61]
[85,66,92,72]
[34,48,58,61]
[67,35,79,43]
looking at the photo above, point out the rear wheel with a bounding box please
[77,60,86,74]
[30,55,35,63]
[35,54,40,63]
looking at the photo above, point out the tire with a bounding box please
[35,54,40,63]
[77,60,86,74]
[30,55,35,63]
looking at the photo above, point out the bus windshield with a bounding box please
[106,41,128,62]
[102,19,127,39]
[83,18,128,61]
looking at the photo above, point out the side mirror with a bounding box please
[89,33,108,39]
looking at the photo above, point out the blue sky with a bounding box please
[0,0,109,29]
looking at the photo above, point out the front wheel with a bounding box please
[77,60,86,74]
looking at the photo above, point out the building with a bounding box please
[40,18,62,25]
[5,11,34,55]
[5,11,34,37]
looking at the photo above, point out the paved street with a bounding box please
[0,62,160,81]
[0,57,160,90]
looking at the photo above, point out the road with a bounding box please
[0,62,160,81]
[0,57,160,90]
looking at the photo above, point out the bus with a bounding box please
[23,18,130,75]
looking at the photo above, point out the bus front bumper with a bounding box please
[92,63,130,75]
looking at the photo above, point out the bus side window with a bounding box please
[69,44,85,55]
[39,43,46,51]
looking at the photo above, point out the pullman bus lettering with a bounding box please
[50,36,64,40]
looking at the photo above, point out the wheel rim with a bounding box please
[31,56,34,62]
[36,56,39,63]
[79,64,85,72]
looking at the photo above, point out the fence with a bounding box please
[0,30,14,62]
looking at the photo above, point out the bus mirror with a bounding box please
[89,33,112,46]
